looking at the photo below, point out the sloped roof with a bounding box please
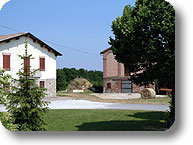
[0,32,62,56]
[100,47,112,54]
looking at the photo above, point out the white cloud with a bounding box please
[0,0,10,11]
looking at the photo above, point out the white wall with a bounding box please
[0,37,57,79]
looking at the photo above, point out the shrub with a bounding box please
[0,112,19,131]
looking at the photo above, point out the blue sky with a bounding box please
[0,0,136,71]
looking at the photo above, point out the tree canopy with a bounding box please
[109,0,175,87]
[109,0,175,128]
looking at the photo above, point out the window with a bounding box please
[3,54,10,71]
[24,57,30,76]
[40,57,45,71]
[40,81,45,88]
[107,83,111,89]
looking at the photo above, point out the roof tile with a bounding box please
[0,32,28,42]
[0,32,62,56]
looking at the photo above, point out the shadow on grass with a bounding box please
[76,111,168,131]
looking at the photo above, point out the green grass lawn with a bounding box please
[45,109,168,131]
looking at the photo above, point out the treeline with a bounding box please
[56,68,103,92]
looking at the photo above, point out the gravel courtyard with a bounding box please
[92,93,167,99]
[0,96,169,112]
[48,99,169,111]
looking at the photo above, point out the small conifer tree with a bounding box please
[6,41,49,131]
[0,70,19,131]
[0,70,8,104]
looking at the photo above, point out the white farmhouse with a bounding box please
[0,32,62,97]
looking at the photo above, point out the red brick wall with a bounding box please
[102,48,155,93]
[103,78,122,93]
[103,49,124,78]
[103,58,107,77]
[104,78,155,93]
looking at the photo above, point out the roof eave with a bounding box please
[0,32,62,56]
[100,47,111,54]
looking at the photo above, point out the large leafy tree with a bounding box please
[109,0,175,127]
[56,69,67,91]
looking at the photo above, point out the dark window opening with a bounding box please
[3,54,10,71]
[40,81,45,88]
[107,83,111,89]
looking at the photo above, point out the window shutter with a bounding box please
[40,57,45,71]
[24,57,30,76]
[3,55,10,71]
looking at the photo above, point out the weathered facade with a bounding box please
[100,48,155,93]
[0,32,62,97]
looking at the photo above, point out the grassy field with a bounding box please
[56,92,170,105]
[45,109,168,131]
